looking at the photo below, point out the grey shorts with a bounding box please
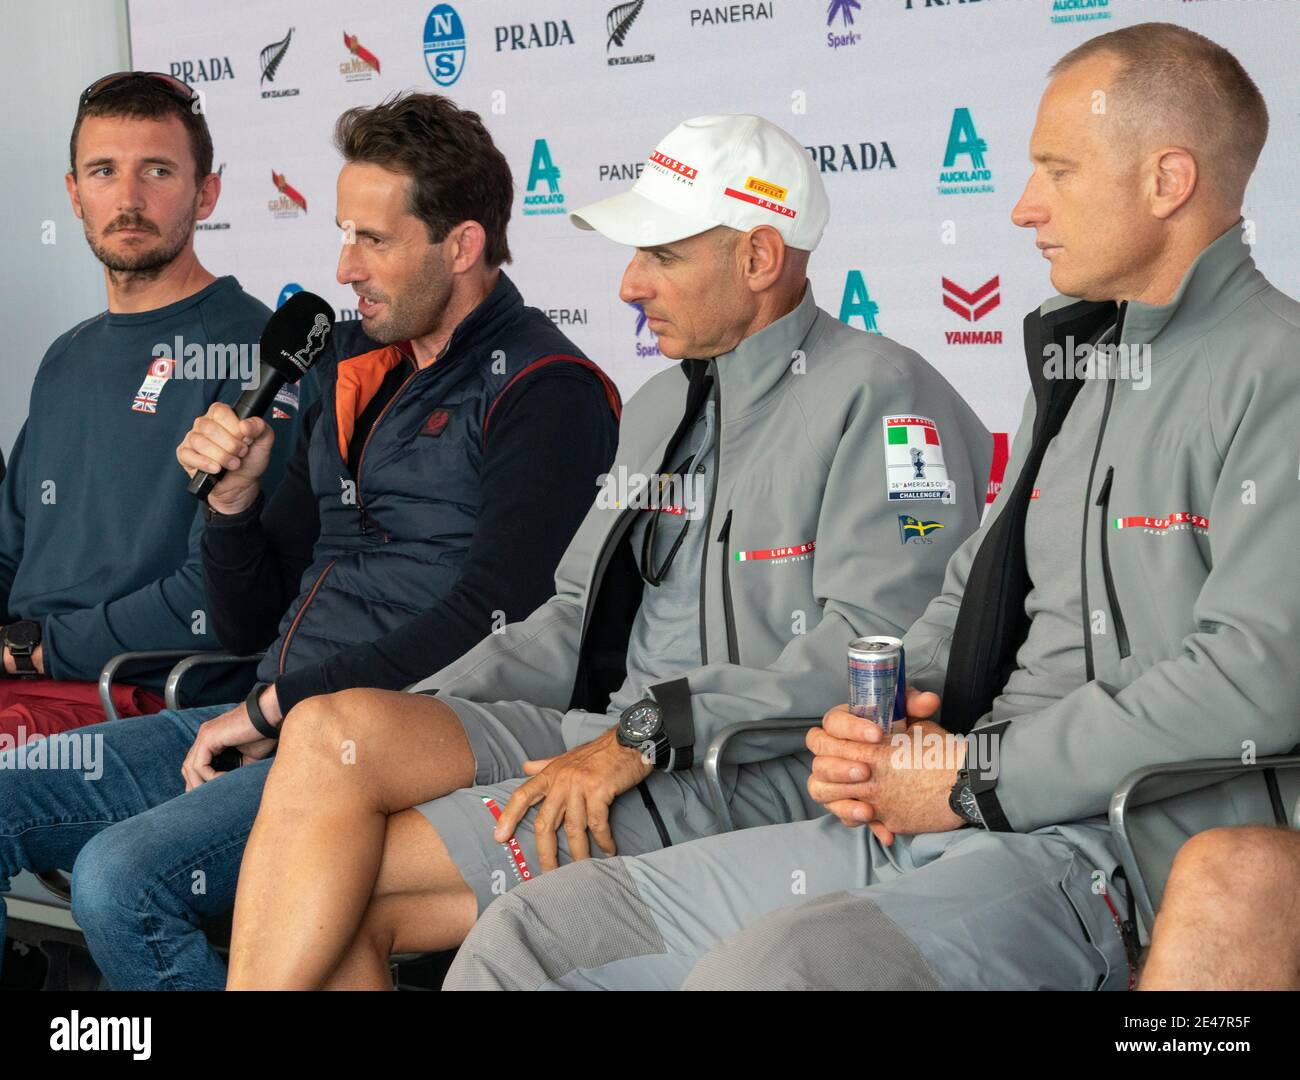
[416,695,819,914]
[445,814,1133,991]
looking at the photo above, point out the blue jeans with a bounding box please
[0,704,272,989]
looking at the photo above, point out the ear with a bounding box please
[1149,146,1197,221]
[195,171,220,223]
[741,225,786,294]
[447,220,487,273]
[65,171,84,221]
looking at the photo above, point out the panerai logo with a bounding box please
[50,1012,151,1059]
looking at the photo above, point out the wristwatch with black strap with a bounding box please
[2,620,42,679]
[616,697,673,770]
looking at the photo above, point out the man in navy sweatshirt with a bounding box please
[0,92,619,987]
[0,73,299,741]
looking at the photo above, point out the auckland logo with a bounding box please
[522,140,565,216]
[1051,0,1112,25]
[826,0,862,49]
[260,28,299,98]
[938,108,994,195]
[942,275,1003,344]
[607,1,655,66]
[839,270,881,334]
[424,4,467,86]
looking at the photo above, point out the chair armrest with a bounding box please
[1109,754,1300,936]
[34,870,73,903]
[98,650,210,723]
[164,652,265,712]
[704,717,821,832]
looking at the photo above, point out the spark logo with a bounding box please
[826,0,862,49]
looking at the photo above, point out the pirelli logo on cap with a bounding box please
[744,175,787,202]
[648,149,699,182]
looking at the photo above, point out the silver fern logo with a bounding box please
[259,28,300,98]
[606,1,654,66]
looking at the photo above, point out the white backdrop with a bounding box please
[128,0,1300,491]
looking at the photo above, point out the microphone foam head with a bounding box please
[261,291,335,382]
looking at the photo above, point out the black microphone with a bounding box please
[188,291,334,501]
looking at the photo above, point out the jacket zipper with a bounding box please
[698,380,721,665]
[1079,301,1127,682]
[1094,466,1131,659]
[353,359,419,541]
[277,558,337,674]
[717,509,739,664]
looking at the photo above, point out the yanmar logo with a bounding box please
[942,275,1002,345]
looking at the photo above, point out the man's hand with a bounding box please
[806,687,963,845]
[176,402,275,516]
[493,728,653,872]
[180,685,281,790]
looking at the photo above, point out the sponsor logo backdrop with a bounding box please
[130,0,1299,451]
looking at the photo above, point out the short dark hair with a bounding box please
[70,76,214,184]
[334,93,513,267]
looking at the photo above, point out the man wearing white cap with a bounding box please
[221,114,990,988]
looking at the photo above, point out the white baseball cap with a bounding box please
[570,114,829,251]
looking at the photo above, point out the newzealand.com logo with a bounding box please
[607,0,655,66]
[259,27,300,99]
[938,108,994,196]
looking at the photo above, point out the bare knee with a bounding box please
[276,688,383,765]
[1168,826,1300,910]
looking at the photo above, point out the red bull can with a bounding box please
[848,636,906,733]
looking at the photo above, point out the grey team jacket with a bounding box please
[904,224,1300,912]
[413,284,992,771]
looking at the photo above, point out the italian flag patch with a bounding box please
[882,415,950,501]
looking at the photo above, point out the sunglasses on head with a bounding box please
[79,71,200,111]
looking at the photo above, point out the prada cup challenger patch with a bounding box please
[882,415,949,501]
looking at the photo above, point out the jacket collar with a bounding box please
[1031,221,1268,361]
[436,270,524,363]
[694,282,821,419]
[1118,220,1267,356]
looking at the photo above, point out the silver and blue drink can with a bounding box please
[848,636,906,733]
